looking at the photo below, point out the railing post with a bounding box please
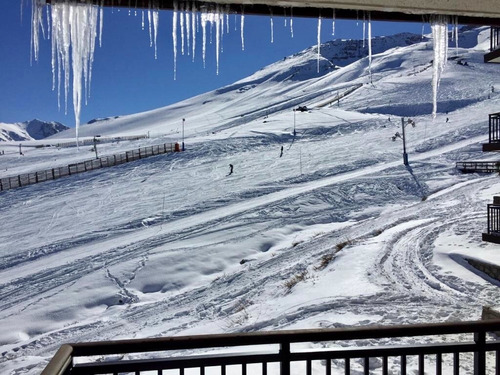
[280,342,291,375]
[474,331,486,375]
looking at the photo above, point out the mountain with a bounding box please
[2,26,500,375]
[49,27,493,142]
[0,119,68,142]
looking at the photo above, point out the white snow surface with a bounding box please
[2,27,500,374]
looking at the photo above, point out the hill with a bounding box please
[0,119,68,142]
[1,27,500,375]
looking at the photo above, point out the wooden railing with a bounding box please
[483,196,500,244]
[491,27,500,53]
[42,319,500,375]
[0,143,175,192]
[456,161,500,173]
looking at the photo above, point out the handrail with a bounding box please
[41,319,500,375]
[40,345,73,375]
[69,319,500,356]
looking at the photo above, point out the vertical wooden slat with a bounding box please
[242,363,247,375]
[221,364,226,375]
[419,354,424,375]
[436,353,442,375]
[262,362,267,375]
[306,359,312,375]
[454,352,460,375]
[326,358,331,375]
[474,332,486,375]
[496,350,500,375]
[382,356,388,375]
[344,358,350,375]
[280,342,291,375]
[364,357,369,375]
[401,355,407,375]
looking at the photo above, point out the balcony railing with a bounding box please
[482,112,500,151]
[483,196,500,244]
[485,27,500,63]
[42,319,500,375]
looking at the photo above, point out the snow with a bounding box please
[2,26,500,375]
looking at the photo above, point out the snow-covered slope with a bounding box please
[0,119,68,142]
[2,27,500,375]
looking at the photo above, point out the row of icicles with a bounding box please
[30,0,458,145]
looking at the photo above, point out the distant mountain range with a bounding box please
[0,119,69,142]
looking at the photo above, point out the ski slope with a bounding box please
[1,27,500,374]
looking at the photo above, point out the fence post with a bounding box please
[279,342,291,375]
[474,331,486,375]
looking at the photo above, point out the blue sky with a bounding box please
[0,2,426,127]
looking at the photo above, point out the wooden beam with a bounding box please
[45,0,500,26]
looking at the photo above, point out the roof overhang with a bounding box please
[46,0,500,26]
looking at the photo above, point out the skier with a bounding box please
[446,117,449,123]
[280,146,284,158]
[228,164,234,176]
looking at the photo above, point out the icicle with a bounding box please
[221,9,224,53]
[421,23,425,39]
[317,15,321,73]
[191,3,196,61]
[240,13,245,51]
[46,5,51,41]
[141,9,144,30]
[148,7,152,47]
[226,12,229,33]
[99,0,104,47]
[210,18,213,44]
[180,4,185,56]
[45,1,99,147]
[186,11,191,56]
[30,0,44,64]
[430,16,448,118]
[332,9,335,36]
[290,7,294,38]
[270,11,274,43]
[454,16,459,54]
[152,9,159,59]
[368,13,372,83]
[362,15,366,48]
[216,6,220,75]
[172,1,178,79]
[202,10,207,67]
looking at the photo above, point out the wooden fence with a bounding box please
[456,161,500,173]
[51,134,148,148]
[0,143,175,192]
